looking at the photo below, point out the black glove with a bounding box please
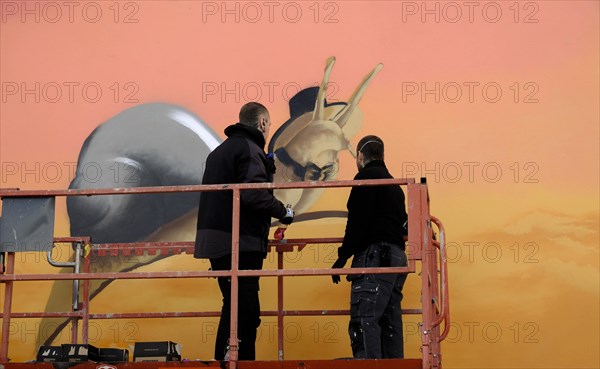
[331,257,348,284]
[280,204,294,225]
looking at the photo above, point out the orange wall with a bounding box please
[1,1,598,367]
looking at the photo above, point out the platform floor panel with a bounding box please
[1,359,422,369]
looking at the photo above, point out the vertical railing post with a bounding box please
[419,181,442,369]
[0,252,15,361]
[229,188,241,369]
[418,183,432,369]
[70,242,82,344]
[431,216,449,366]
[71,318,79,344]
[407,183,423,261]
[81,247,91,344]
[277,250,284,360]
[73,242,82,310]
[427,193,441,368]
[408,181,430,369]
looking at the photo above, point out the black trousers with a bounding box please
[348,242,408,359]
[210,252,264,361]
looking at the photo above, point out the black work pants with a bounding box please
[348,242,408,359]
[210,252,264,361]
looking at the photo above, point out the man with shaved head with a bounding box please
[195,102,294,360]
[331,135,409,359]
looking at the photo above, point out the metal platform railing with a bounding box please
[0,178,448,369]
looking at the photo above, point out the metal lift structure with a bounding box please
[0,178,449,369]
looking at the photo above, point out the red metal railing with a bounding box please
[0,178,448,369]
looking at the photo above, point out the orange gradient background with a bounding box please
[0,1,598,367]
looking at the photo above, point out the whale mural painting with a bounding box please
[38,57,383,345]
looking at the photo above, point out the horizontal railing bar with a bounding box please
[0,266,414,282]
[53,237,91,243]
[0,178,415,198]
[1,312,83,318]
[0,270,231,281]
[90,238,345,250]
[2,309,423,319]
[272,309,423,316]
[237,267,414,277]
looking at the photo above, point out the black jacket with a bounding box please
[194,123,287,259]
[337,160,408,260]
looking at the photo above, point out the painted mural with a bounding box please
[40,57,379,345]
[0,1,598,368]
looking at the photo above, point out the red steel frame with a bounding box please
[0,179,449,369]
